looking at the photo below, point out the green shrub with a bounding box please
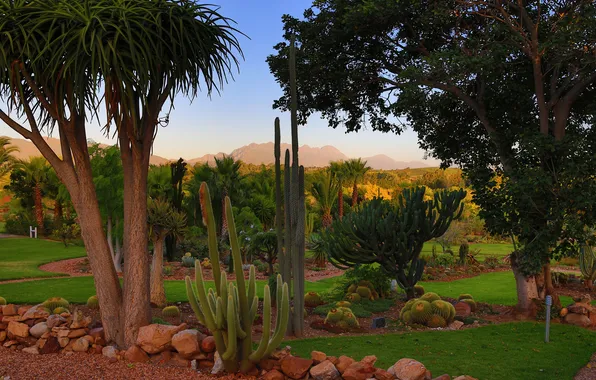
[252,259,267,273]
[314,299,393,318]
[484,255,499,269]
[459,242,469,265]
[343,265,391,298]
[151,317,171,325]
[162,305,181,318]
[86,295,99,309]
[163,266,173,276]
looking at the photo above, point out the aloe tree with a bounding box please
[0,0,241,346]
[148,198,187,307]
[22,157,49,235]
[345,158,370,207]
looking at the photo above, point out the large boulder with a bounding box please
[72,337,90,352]
[29,322,49,339]
[310,360,341,380]
[342,361,375,380]
[280,355,314,379]
[564,313,592,327]
[39,336,61,354]
[200,335,216,353]
[46,315,66,329]
[336,355,355,374]
[136,323,187,354]
[7,321,29,339]
[102,345,118,359]
[171,329,202,358]
[2,304,18,316]
[21,305,50,321]
[125,345,150,363]
[391,358,428,380]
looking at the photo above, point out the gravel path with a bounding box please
[575,352,596,380]
[0,348,254,379]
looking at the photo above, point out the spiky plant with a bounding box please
[304,292,322,307]
[86,295,99,310]
[185,183,289,373]
[402,310,412,324]
[414,285,425,297]
[162,306,181,318]
[0,296,6,305]
[347,293,362,302]
[43,297,69,311]
[448,303,456,322]
[181,252,195,268]
[431,300,452,320]
[347,284,358,294]
[53,307,69,315]
[356,286,372,299]
[324,308,343,324]
[410,300,433,324]
[458,294,474,301]
[336,301,352,308]
[427,315,447,328]
[461,299,477,312]
[420,292,441,303]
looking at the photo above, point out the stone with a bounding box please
[168,352,191,368]
[374,368,395,380]
[336,355,356,374]
[82,335,94,344]
[3,340,17,347]
[310,360,341,380]
[211,352,224,374]
[58,337,70,348]
[448,321,464,331]
[21,305,50,321]
[280,355,314,379]
[262,369,286,380]
[102,345,118,359]
[57,329,70,338]
[18,306,32,316]
[22,346,39,355]
[67,329,87,339]
[171,329,201,358]
[371,317,386,329]
[93,345,103,354]
[342,362,375,380]
[2,315,22,323]
[328,356,338,365]
[260,358,280,371]
[70,314,92,329]
[89,327,106,346]
[361,356,377,367]
[0,331,6,342]
[150,351,172,365]
[136,323,187,354]
[46,315,67,329]
[568,304,589,315]
[454,302,472,318]
[29,322,49,338]
[564,313,592,327]
[197,359,214,368]
[124,345,150,363]
[2,304,18,316]
[311,350,327,364]
[72,337,90,352]
[432,375,451,380]
[39,336,61,354]
[391,358,427,380]
[200,335,216,353]
[0,322,7,330]
[7,321,29,339]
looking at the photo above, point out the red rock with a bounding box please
[89,327,106,346]
[259,358,279,371]
[361,355,377,367]
[93,345,103,354]
[568,304,589,315]
[374,368,395,380]
[150,350,172,365]
[0,331,5,342]
[432,375,451,380]
[18,306,31,316]
[3,340,17,347]
[197,359,215,368]
[342,361,375,380]
[22,346,39,354]
[2,316,21,323]
[171,329,202,358]
[39,336,61,354]
[125,345,150,363]
[168,352,191,368]
[454,302,472,318]
[72,337,90,352]
[82,335,94,344]
[200,335,216,353]
[564,313,592,327]
[261,369,285,380]
[392,358,427,380]
[0,322,7,330]
[2,304,18,316]
[327,356,338,365]
[58,336,70,348]
[7,321,29,339]
[21,305,49,321]
[280,355,313,379]
[336,355,355,374]
[311,350,327,364]
[136,323,187,354]
[46,315,67,329]
[310,360,341,380]
[24,319,36,327]
[67,329,87,339]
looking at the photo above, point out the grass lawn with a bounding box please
[0,238,86,280]
[288,322,595,380]
[0,276,337,304]
[421,242,514,261]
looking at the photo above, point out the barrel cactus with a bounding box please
[163,305,181,318]
[324,306,359,328]
[43,297,69,311]
[420,292,441,303]
[461,298,477,312]
[304,292,322,307]
[458,294,474,301]
[410,300,433,324]
[356,286,372,299]
[414,285,425,297]
[181,252,195,268]
[185,183,290,373]
[427,314,447,328]
[431,300,452,320]
[336,301,351,308]
[0,296,6,305]
[53,307,69,315]
[347,293,362,302]
[86,295,99,310]
[400,294,457,327]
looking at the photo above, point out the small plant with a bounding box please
[336,301,351,308]
[86,295,99,309]
[151,317,171,325]
[307,233,327,267]
[42,297,69,311]
[414,285,425,297]
[200,258,212,269]
[420,292,441,303]
[324,306,359,329]
[458,242,469,266]
[461,298,477,312]
[162,305,181,318]
[304,292,322,307]
[53,307,69,315]
[181,252,195,268]
[252,259,268,273]
[163,265,173,276]
[484,255,499,269]
[458,294,474,301]
[0,296,6,305]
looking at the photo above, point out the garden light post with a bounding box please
[545,295,552,343]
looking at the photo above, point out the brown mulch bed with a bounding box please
[423,266,511,282]
[575,352,596,380]
[0,348,255,380]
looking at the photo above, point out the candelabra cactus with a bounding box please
[185,183,290,373]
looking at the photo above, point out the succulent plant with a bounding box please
[53,307,69,315]
[200,258,212,269]
[410,300,433,324]
[0,296,6,305]
[43,297,69,312]
[402,310,412,324]
[162,305,181,318]
[356,286,372,299]
[336,301,352,308]
[420,292,441,303]
[431,300,452,320]
[458,294,474,301]
[461,299,477,312]
[182,252,195,268]
[347,293,362,302]
[414,285,425,297]
[427,314,447,328]
[347,284,357,294]
[304,292,322,307]
[324,308,343,323]
[86,295,99,310]
[325,306,359,329]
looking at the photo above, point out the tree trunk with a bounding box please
[107,216,114,258]
[338,186,343,220]
[322,210,332,229]
[150,236,167,308]
[33,183,44,235]
[351,181,358,207]
[114,231,123,273]
[512,261,539,313]
[405,286,415,300]
[54,200,63,227]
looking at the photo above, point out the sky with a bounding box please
[0,0,439,165]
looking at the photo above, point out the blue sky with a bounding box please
[0,0,438,164]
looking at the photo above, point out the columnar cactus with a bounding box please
[186,183,290,373]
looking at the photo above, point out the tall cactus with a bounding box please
[273,36,305,336]
[185,183,290,373]
[579,244,596,289]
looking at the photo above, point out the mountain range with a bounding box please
[4,137,431,170]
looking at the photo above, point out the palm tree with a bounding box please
[329,161,348,220]
[148,198,187,308]
[22,157,49,235]
[311,170,339,228]
[346,158,371,207]
[0,137,18,179]
[148,165,172,200]
[214,155,242,239]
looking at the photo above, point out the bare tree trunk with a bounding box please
[512,260,539,313]
[322,211,332,229]
[54,200,62,226]
[107,216,114,258]
[150,237,167,308]
[34,183,44,235]
[112,218,123,273]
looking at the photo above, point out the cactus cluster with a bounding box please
[304,292,322,307]
[324,306,359,329]
[181,252,195,268]
[186,183,290,373]
[42,297,69,312]
[162,305,181,318]
[345,280,379,302]
[400,293,455,328]
[87,295,99,310]
[0,296,6,305]
[414,285,425,297]
[458,294,477,312]
[53,307,69,315]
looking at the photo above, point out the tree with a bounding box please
[0,0,242,346]
[165,159,187,260]
[148,165,173,200]
[214,155,242,240]
[0,137,18,178]
[185,163,215,227]
[329,161,347,219]
[248,230,278,275]
[322,187,466,299]
[310,170,339,228]
[22,157,49,235]
[345,158,370,207]
[267,0,596,312]
[148,198,186,308]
